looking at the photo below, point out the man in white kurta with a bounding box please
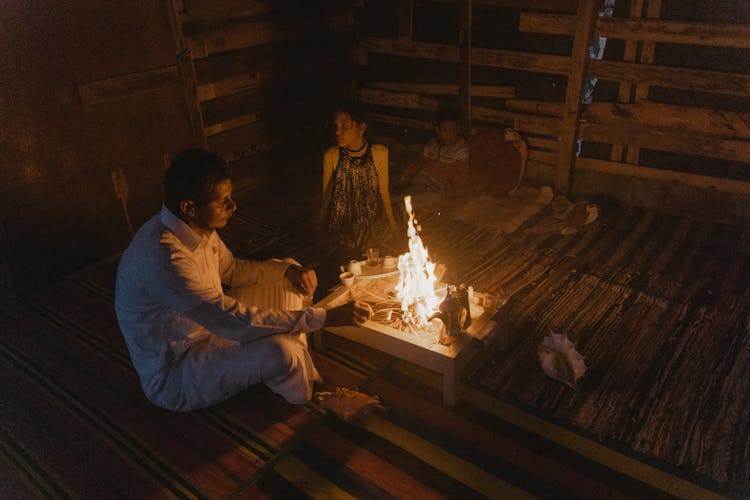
[115,149,368,411]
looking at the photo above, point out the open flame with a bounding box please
[395,195,440,332]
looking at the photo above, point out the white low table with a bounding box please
[313,276,499,406]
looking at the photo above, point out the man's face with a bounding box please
[435,120,459,146]
[190,179,237,234]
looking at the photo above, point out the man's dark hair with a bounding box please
[164,149,231,214]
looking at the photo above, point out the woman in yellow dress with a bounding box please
[320,101,397,257]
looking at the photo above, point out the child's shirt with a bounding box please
[422,136,469,163]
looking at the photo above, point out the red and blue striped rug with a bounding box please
[1,192,745,498]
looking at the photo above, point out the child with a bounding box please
[320,101,397,257]
[402,108,471,195]
[422,108,469,164]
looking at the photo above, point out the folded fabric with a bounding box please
[313,387,385,422]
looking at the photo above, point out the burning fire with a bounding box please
[395,196,441,332]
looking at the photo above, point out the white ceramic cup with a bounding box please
[348,260,362,275]
[339,271,354,287]
[383,255,397,268]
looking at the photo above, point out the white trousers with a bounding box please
[168,279,321,410]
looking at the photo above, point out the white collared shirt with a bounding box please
[114,205,325,399]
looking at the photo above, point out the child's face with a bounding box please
[334,112,366,149]
[435,120,459,146]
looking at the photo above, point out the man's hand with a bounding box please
[285,265,318,297]
[325,301,371,327]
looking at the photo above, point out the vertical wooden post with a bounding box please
[611,0,645,162]
[167,0,207,148]
[625,0,661,164]
[398,0,413,40]
[555,0,597,194]
[458,0,472,130]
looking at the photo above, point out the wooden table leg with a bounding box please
[442,362,457,406]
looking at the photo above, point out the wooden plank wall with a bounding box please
[171,0,360,191]
[0,1,199,295]
[357,0,750,223]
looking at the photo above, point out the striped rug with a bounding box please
[0,192,745,498]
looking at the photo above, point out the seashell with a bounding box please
[537,331,587,389]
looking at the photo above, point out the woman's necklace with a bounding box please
[346,140,368,155]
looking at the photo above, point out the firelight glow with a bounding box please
[395,195,440,332]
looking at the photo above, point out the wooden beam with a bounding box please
[519,13,750,49]
[181,0,278,21]
[627,0,661,163]
[529,150,558,165]
[472,106,561,136]
[478,0,578,10]
[367,82,515,98]
[576,157,750,196]
[176,52,208,147]
[612,0,645,162]
[204,113,258,137]
[584,101,750,140]
[471,85,516,98]
[580,122,750,163]
[358,36,459,62]
[168,0,206,147]
[555,0,597,193]
[422,0,577,9]
[459,0,473,129]
[77,66,180,105]
[370,112,433,131]
[527,137,560,152]
[472,47,569,74]
[590,60,750,97]
[504,99,563,117]
[187,9,354,58]
[197,73,261,102]
[359,36,571,75]
[360,88,441,112]
[368,82,459,95]
[200,89,261,128]
[196,54,351,102]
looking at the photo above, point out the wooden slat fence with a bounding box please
[357,0,750,215]
[168,0,360,189]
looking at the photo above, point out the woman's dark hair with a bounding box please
[164,149,231,214]
[333,100,369,125]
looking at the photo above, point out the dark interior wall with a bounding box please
[0,1,198,294]
[179,1,359,193]
[0,0,360,296]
